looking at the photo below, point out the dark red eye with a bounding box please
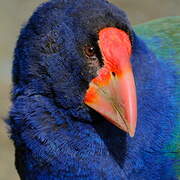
[84,45,96,57]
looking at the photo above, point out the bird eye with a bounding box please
[84,45,96,57]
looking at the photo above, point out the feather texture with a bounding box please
[8,0,180,179]
[134,17,180,176]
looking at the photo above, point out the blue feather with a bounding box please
[8,0,179,179]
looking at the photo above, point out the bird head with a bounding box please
[14,0,137,137]
[11,1,178,178]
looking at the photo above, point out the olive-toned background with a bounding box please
[0,0,179,179]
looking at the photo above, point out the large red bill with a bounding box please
[84,27,137,137]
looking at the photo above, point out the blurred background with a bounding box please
[0,0,179,179]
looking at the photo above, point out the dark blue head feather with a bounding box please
[9,0,178,179]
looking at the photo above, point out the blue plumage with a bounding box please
[9,0,179,179]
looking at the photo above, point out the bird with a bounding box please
[8,0,179,179]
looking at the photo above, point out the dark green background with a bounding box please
[0,0,179,179]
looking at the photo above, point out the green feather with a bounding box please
[134,17,180,176]
[134,16,180,66]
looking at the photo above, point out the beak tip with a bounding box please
[128,126,136,137]
[129,131,135,137]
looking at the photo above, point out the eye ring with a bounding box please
[84,45,96,57]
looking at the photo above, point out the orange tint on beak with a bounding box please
[84,27,137,137]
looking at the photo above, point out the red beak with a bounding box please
[84,27,137,137]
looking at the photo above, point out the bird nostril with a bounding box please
[112,72,116,76]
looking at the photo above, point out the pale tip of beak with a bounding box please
[129,131,135,137]
[128,124,136,137]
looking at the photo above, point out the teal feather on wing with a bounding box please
[134,16,180,66]
[134,16,180,176]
